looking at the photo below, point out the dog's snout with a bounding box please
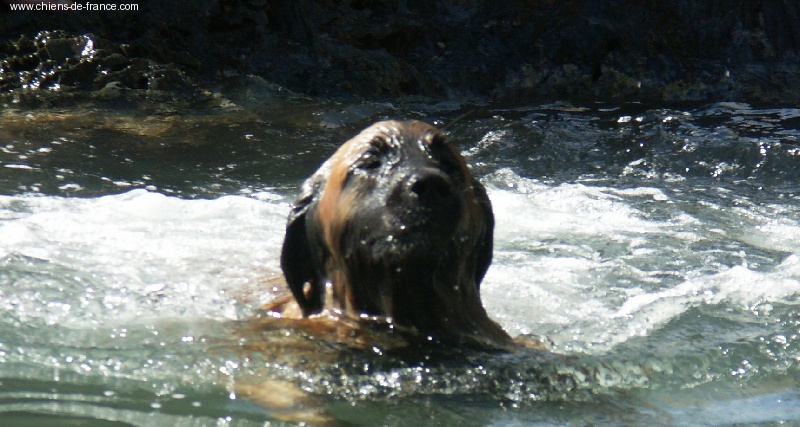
[410,172,452,204]
[387,170,458,219]
[385,170,461,225]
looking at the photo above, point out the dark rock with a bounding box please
[0,30,201,96]
[1,0,799,103]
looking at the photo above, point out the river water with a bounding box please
[0,93,799,426]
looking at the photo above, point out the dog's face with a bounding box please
[281,120,506,343]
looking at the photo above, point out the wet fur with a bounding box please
[269,120,512,348]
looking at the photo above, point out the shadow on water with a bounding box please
[2,95,799,199]
[453,102,800,191]
[236,295,799,425]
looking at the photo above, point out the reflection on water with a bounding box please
[0,96,799,425]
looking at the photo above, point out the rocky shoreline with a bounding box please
[2,0,799,104]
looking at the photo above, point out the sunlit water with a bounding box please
[1,97,799,426]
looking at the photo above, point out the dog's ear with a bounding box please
[471,180,495,289]
[280,171,327,316]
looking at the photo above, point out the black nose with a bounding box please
[387,169,461,229]
[410,172,452,204]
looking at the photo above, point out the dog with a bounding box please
[241,120,549,423]
[263,119,513,348]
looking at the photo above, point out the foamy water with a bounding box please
[483,170,800,356]
[1,102,799,426]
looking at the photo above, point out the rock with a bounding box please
[1,0,798,103]
[0,30,198,94]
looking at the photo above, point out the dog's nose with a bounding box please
[410,172,452,205]
[388,169,460,222]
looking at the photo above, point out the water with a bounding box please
[1,96,799,426]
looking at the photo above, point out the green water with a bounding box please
[1,95,799,426]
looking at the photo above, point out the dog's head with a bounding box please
[280,120,507,343]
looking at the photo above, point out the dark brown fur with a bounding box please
[272,120,511,348]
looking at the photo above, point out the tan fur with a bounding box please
[270,120,520,348]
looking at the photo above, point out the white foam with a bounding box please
[3,173,798,356]
[0,190,289,327]
[740,215,800,253]
[486,169,692,245]
[480,170,800,353]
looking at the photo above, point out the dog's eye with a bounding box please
[429,141,463,178]
[354,150,382,170]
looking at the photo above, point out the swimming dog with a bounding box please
[267,120,511,348]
